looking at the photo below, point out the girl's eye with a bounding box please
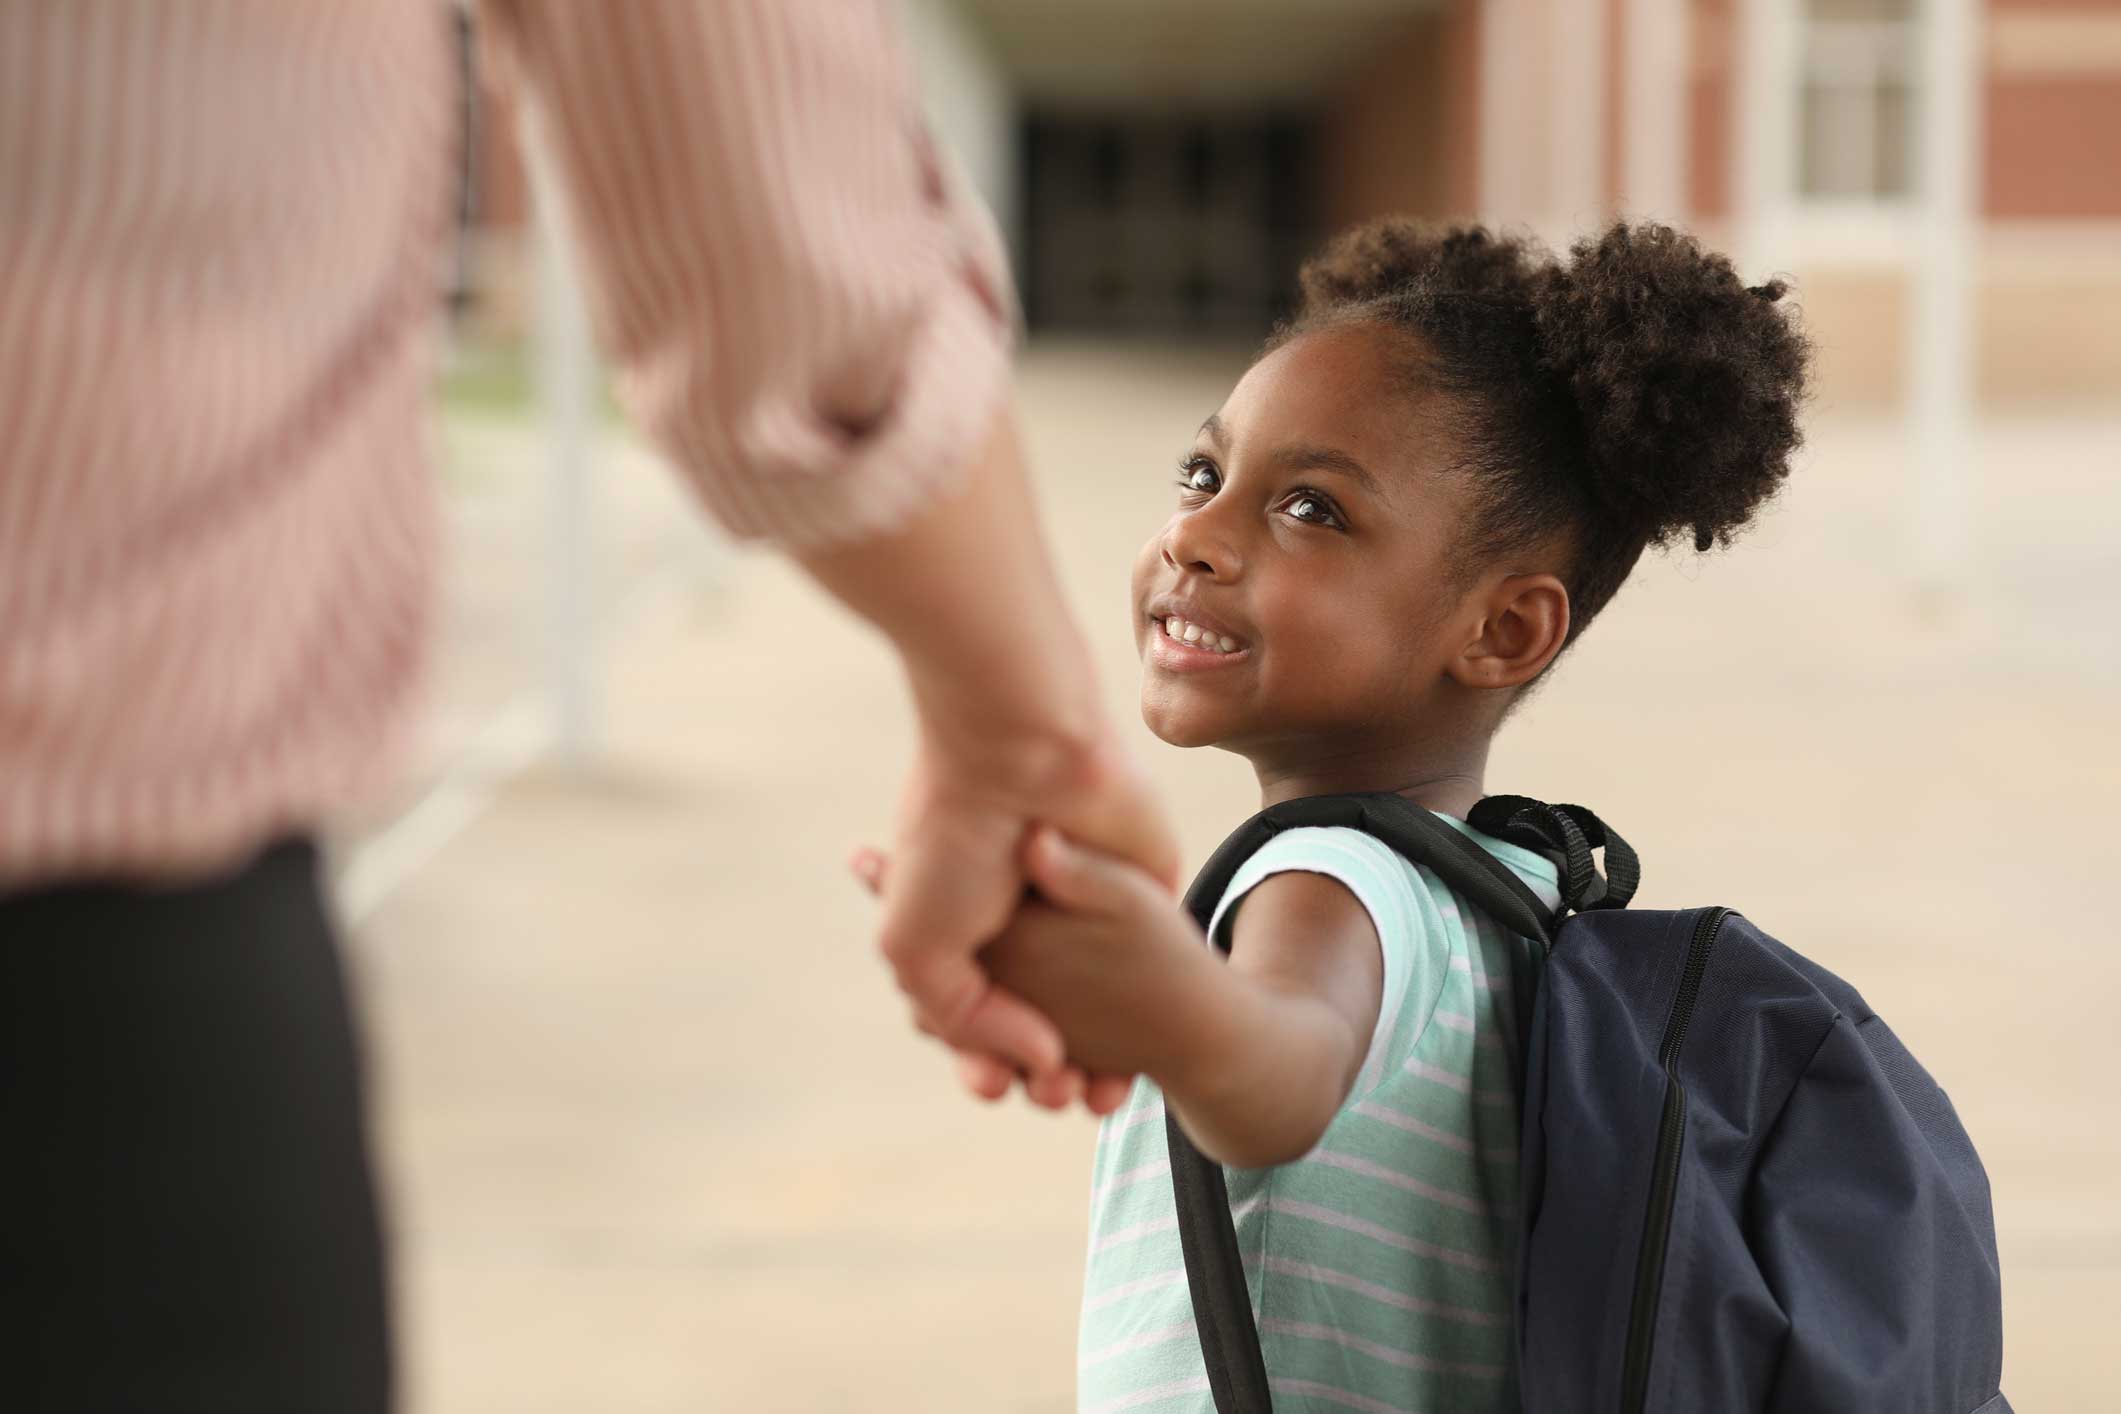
[1176,459,1220,495]
[1281,492,1344,528]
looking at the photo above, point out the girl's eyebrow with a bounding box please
[1197,415,1382,498]
[1270,443,1381,497]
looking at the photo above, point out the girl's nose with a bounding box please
[1162,510,1241,580]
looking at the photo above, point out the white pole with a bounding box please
[1908,0,1981,595]
[1734,0,1800,281]
[1623,0,1689,222]
[1479,0,1533,223]
[529,141,601,763]
[1549,0,1611,244]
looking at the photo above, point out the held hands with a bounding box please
[855,725,1179,1114]
[854,821,1199,1113]
[982,827,1206,1083]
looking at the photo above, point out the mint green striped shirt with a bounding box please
[1077,819,1561,1414]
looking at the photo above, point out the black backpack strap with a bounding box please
[1165,1108,1272,1413]
[1467,794,1640,912]
[1165,814,1282,1414]
[1176,793,1559,953]
[1164,791,1569,1413]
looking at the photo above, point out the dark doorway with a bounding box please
[1021,112,1317,338]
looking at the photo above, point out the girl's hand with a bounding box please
[850,844,1135,1116]
[975,826,1212,1084]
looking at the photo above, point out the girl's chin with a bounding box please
[1138,700,1233,750]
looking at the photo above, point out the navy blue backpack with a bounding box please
[1166,792,2010,1414]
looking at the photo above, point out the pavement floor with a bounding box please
[348,342,2121,1411]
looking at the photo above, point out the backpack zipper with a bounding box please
[1617,906,1731,1414]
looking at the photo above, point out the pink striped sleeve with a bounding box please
[479,0,1016,548]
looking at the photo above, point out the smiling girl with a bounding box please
[962,219,1809,1413]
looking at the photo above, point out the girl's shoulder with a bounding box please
[1211,818,1560,940]
[1208,823,1429,945]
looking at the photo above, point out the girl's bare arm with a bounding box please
[983,830,1385,1168]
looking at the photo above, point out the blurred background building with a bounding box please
[356,3,2118,1409]
[457,0,2121,403]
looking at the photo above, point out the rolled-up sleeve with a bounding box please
[479,0,1015,547]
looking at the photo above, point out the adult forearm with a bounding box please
[795,405,1102,769]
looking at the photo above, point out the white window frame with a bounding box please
[1787,10,1921,264]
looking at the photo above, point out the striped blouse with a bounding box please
[0,0,1013,886]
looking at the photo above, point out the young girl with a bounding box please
[950,220,1807,1411]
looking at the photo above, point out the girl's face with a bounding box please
[1130,325,1484,763]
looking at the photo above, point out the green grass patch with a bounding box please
[435,334,626,423]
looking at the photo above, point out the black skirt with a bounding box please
[0,839,392,1413]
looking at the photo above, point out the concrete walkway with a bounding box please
[352,344,2121,1411]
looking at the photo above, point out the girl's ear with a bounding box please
[1449,572,1570,691]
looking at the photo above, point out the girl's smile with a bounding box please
[1146,617,1254,671]
[1146,594,1254,673]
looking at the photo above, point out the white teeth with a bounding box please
[1160,616,1243,654]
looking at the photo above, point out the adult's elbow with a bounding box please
[638,275,1013,550]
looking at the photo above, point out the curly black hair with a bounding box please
[1275,219,1810,645]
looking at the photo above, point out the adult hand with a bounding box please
[852,844,1120,1113]
[851,728,1173,1112]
